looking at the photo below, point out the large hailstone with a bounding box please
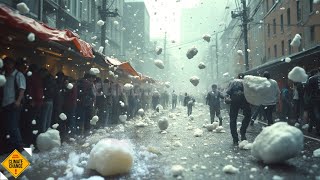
[251,122,304,164]
[202,34,211,42]
[89,68,100,75]
[0,75,6,87]
[288,66,308,83]
[87,139,134,176]
[190,76,200,86]
[90,116,99,125]
[186,47,198,59]
[123,83,134,91]
[59,113,67,120]
[27,33,35,42]
[237,50,243,55]
[36,129,61,152]
[243,75,272,106]
[97,20,105,26]
[290,34,302,47]
[158,117,169,131]
[66,83,73,90]
[198,62,206,69]
[17,2,30,14]
[154,59,164,69]
[155,47,163,55]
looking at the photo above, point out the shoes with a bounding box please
[241,135,247,141]
[250,119,254,126]
[233,139,239,146]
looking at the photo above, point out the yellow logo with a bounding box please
[1,149,30,178]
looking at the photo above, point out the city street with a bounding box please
[1,104,319,180]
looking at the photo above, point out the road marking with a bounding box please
[256,120,320,142]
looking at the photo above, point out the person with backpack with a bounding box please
[76,73,95,135]
[226,73,251,145]
[0,57,26,153]
[206,84,224,125]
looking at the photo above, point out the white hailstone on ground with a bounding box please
[52,123,59,129]
[189,115,194,120]
[237,50,243,55]
[32,130,38,135]
[215,126,224,133]
[0,75,6,87]
[90,116,99,125]
[202,34,211,42]
[243,75,272,106]
[288,66,308,83]
[137,108,144,116]
[272,175,284,180]
[290,34,302,47]
[96,20,105,26]
[32,120,36,125]
[158,117,169,131]
[36,129,61,152]
[251,122,304,164]
[313,148,320,157]
[164,81,170,88]
[0,58,3,68]
[239,140,253,150]
[194,128,203,137]
[123,83,134,91]
[155,47,163,55]
[119,114,127,123]
[89,68,100,76]
[198,62,206,69]
[186,47,198,59]
[98,46,104,54]
[66,83,73,90]
[173,141,183,147]
[59,113,67,121]
[113,20,119,25]
[222,165,239,174]
[17,2,30,14]
[119,101,125,107]
[171,165,184,176]
[27,33,35,42]
[190,76,200,86]
[87,139,134,176]
[27,71,32,77]
[154,59,165,69]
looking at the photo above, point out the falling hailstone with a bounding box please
[27,71,32,77]
[52,123,59,129]
[90,116,99,125]
[113,20,119,25]
[164,81,170,88]
[98,46,104,54]
[154,59,165,69]
[27,33,36,42]
[190,76,200,86]
[96,20,105,26]
[0,75,6,87]
[89,68,100,75]
[59,113,67,120]
[202,34,211,42]
[123,83,134,91]
[66,83,73,90]
[288,66,308,83]
[290,34,302,47]
[155,47,163,55]
[237,50,243,55]
[17,2,30,14]
[186,47,198,59]
[198,62,206,69]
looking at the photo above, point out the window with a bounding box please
[297,1,301,22]
[268,47,271,58]
[287,8,291,25]
[281,40,285,56]
[310,26,315,42]
[267,23,270,37]
[310,0,314,12]
[288,39,292,54]
[273,18,276,34]
[274,44,277,58]
[280,14,284,32]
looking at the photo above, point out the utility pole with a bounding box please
[215,33,219,79]
[231,0,249,71]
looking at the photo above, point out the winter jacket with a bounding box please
[304,74,320,109]
[206,90,224,108]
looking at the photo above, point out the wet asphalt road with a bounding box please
[1,103,320,180]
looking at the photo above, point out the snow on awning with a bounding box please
[105,57,140,78]
[0,4,93,58]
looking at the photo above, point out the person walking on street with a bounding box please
[172,90,177,109]
[206,84,224,125]
[226,73,251,145]
[261,71,280,126]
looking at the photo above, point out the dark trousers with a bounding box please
[263,105,275,125]
[229,102,251,142]
[309,103,320,133]
[281,102,290,121]
[40,100,53,133]
[252,105,266,120]
[77,105,93,135]
[1,104,24,153]
[187,105,193,116]
[209,106,222,125]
